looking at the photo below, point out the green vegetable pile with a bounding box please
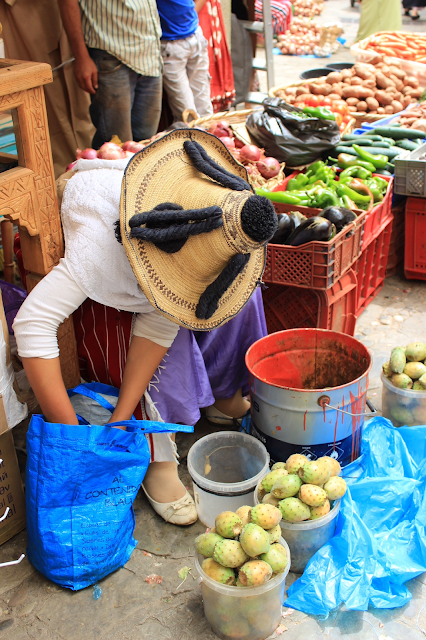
[256,159,389,211]
[332,125,426,175]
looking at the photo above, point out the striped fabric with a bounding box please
[80,0,162,76]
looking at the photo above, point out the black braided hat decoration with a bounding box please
[116,138,277,320]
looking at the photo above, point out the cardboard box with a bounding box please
[0,427,26,545]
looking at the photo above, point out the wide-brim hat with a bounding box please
[119,129,276,330]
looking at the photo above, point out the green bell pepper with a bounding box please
[309,187,340,208]
[339,166,372,183]
[286,173,309,191]
[352,144,388,170]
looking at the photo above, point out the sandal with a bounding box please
[142,484,198,525]
[205,404,250,427]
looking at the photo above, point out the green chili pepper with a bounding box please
[286,173,309,191]
[370,176,388,192]
[335,183,372,204]
[337,153,376,172]
[306,160,325,177]
[352,144,388,170]
[255,189,302,204]
[303,106,336,121]
[309,187,339,208]
[339,167,372,183]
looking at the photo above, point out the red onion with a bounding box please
[66,161,77,172]
[97,143,125,160]
[81,147,98,159]
[122,140,145,153]
[76,148,83,159]
[239,144,262,164]
[219,136,235,149]
[208,120,232,138]
[234,138,244,149]
[257,157,280,179]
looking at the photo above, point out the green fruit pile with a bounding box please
[257,455,347,523]
[383,342,426,390]
[195,504,288,588]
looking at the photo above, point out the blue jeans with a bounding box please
[88,49,162,148]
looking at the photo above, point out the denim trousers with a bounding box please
[88,48,162,147]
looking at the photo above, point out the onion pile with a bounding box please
[293,0,324,18]
[277,18,321,56]
[72,140,146,167]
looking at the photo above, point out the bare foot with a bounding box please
[214,388,250,418]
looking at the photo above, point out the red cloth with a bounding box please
[255,0,293,36]
[198,0,235,112]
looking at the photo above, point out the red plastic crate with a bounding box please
[385,201,405,277]
[262,269,357,336]
[356,215,394,316]
[362,176,393,250]
[404,197,426,281]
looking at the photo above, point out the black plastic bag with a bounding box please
[246,98,341,167]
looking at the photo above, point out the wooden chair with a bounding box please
[0,58,80,389]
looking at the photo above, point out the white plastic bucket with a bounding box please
[187,431,270,527]
[195,537,290,640]
[255,476,340,573]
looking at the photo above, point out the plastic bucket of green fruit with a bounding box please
[382,372,426,426]
[254,475,341,573]
[195,537,290,640]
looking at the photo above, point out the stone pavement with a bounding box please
[3,272,426,640]
[2,4,426,639]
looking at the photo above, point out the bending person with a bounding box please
[13,129,276,526]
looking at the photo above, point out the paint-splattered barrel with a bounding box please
[245,329,372,467]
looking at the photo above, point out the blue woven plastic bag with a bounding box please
[285,417,426,617]
[25,383,193,590]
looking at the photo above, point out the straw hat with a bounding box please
[119,129,276,330]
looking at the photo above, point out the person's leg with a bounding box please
[131,75,163,142]
[88,49,136,148]
[186,27,213,118]
[161,37,197,121]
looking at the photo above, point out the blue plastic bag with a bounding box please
[25,383,193,590]
[285,417,426,617]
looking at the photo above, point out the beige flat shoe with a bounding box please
[205,405,250,426]
[142,485,198,526]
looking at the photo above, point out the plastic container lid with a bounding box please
[187,431,270,496]
[382,371,426,398]
[299,68,331,80]
[194,536,290,597]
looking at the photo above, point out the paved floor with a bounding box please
[2,3,426,640]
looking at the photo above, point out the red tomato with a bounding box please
[332,102,349,116]
[305,95,320,106]
[334,113,343,126]
[321,97,332,106]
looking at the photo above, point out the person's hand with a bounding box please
[73,54,98,94]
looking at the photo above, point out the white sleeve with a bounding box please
[13,258,87,359]
[133,310,179,348]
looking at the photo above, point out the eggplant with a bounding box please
[270,214,295,244]
[289,211,307,230]
[286,216,334,246]
[321,206,357,232]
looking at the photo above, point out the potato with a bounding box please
[342,85,374,99]
[357,101,368,112]
[384,105,395,114]
[285,86,297,95]
[326,72,342,84]
[375,90,393,106]
[364,79,377,90]
[375,71,395,90]
[294,93,312,103]
[328,93,341,101]
[385,86,398,94]
[343,77,352,84]
[391,100,403,113]
[309,83,331,95]
[411,118,426,132]
[351,77,363,86]
[404,76,420,88]
[390,76,404,92]
[347,105,358,112]
[366,96,380,111]
[353,63,376,79]
[381,64,390,75]
[377,107,385,114]
[405,87,423,98]
[388,65,406,80]
[341,69,352,79]
[346,97,359,106]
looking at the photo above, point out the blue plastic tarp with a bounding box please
[285,417,426,617]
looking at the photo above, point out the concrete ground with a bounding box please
[2,2,426,639]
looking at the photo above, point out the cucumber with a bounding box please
[372,127,426,140]
[374,168,393,176]
[339,139,374,146]
[342,134,384,142]
[335,146,359,156]
[362,146,404,158]
[397,139,420,151]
